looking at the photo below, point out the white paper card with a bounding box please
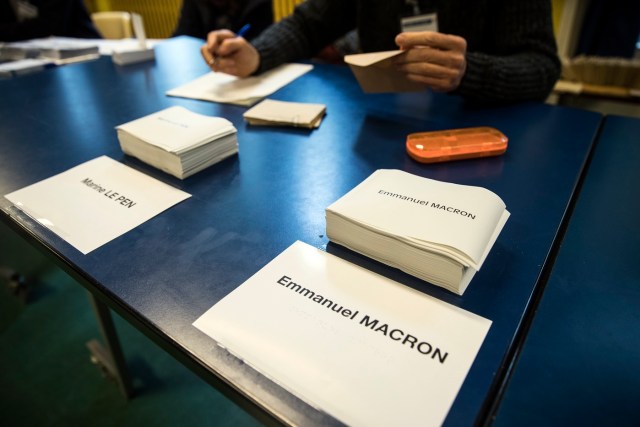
[4,156,191,254]
[194,241,491,427]
[166,63,313,106]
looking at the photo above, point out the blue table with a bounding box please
[493,114,640,426]
[0,37,602,425]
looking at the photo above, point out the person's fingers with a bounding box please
[396,31,466,53]
[398,62,464,92]
[395,46,465,70]
[216,37,245,57]
[206,29,236,52]
[200,44,216,69]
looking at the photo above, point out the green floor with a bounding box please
[0,222,261,426]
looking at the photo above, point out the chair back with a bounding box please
[92,11,133,39]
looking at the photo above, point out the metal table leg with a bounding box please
[86,292,134,399]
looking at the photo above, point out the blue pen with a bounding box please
[236,24,251,38]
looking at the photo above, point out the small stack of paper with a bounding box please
[39,42,99,60]
[326,169,510,295]
[116,106,238,179]
[0,37,99,65]
[112,13,155,66]
[0,58,51,78]
[243,99,326,128]
[112,47,155,65]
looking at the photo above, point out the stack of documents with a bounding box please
[112,47,154,65]
[1,37,99,65]
[243,99,326,128]
[112,13,155,66]
[116,106,238,179]
[0,58,51,78]
[326,169,510,294]
[39,41,99,60]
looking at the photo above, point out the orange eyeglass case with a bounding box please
[406,127,508,163]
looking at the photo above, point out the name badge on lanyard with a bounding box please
[401,13,439,33]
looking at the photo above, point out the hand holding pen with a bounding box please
[200,24,260,77]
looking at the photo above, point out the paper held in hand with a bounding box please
[116,106,238,179]
[344,50,425,93]
[326,169,510,294]
[193,240,491,427]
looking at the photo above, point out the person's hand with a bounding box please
[394,31,467,92]
[200,29,260,77]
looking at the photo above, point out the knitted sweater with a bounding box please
[251,0,561,102]
[172,0,272,41]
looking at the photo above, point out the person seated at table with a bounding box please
[173,0,272,42]
[0,0,101,41]
[199,0,561,103]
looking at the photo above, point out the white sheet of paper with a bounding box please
[194,241,491,427]
[4,156,191,254]
[166,63,313,106]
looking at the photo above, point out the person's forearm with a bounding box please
[252,0,356,73]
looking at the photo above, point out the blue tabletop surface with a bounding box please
[0,37,602,425]
[493,114,640,426]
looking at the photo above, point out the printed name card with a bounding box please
[194,241,491,427]
[4,156,191,254]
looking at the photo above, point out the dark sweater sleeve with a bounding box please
[456,1,561,102]
[251,0,357,73]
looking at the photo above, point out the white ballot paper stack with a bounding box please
[111,13,155,66]
[326,169,510,295]
[166,63,313,106]
[194,241,492,427]
[116,106,238,179]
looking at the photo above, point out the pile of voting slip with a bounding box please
[243,99,326,128]
[116,106,238,179]
[326,169,510,295]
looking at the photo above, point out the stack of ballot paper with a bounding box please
[116,106,238,179]
[0,58,51,77]
[326,169,510,295]
[243,99,326,128]
[112,13,155,66]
